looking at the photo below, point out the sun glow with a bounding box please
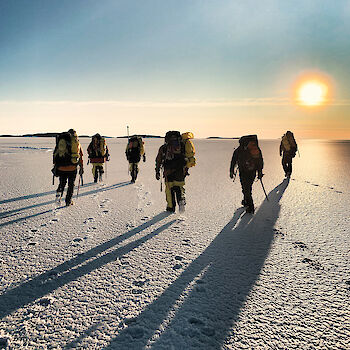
[297,81,328,106]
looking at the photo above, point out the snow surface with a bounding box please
[0,137,349,349]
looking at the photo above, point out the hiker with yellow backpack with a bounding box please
[125,135,146,183]
[52,129,84,206]
[87,134,110,183]
[230,135,264,214]
[280,131,298,178]
[155,131,196,213]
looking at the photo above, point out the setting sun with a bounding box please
[297,81,328,106]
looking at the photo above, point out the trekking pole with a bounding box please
[52,174,55,186]
[260,178,269,201]
[76,175,81,198]
[160,168,163,192]
[105,161,108,180]
[81,174,84,186]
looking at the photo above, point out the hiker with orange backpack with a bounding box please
[280,131,298,178]
[230,135,264,214]
[52,129,84,206]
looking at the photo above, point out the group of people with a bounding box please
[52,129,297,214]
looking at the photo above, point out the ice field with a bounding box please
[0,137,349,349]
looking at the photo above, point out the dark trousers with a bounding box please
[282,153,293,175]
[239,171,256,209]
[57,170,77,204]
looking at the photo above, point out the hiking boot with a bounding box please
[241,199,247,207]
[55,193,61,203]
[166,207,175,213]
[178,199,186,213]
[66,200,74,207]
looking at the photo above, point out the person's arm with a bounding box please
[230,148,238,177]
[155,146,164,179]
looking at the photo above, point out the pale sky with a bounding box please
[1,0,350,138]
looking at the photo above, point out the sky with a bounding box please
[0,0,350,139]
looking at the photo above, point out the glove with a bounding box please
[257,171,263,179]
[79,166,84,176]
[143,154,146,162]
[155,172,160,180]
[229,171,234,179]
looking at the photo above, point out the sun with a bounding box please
[297,81,328,106]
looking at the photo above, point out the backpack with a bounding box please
[282,131,297,157]
[181,132,196,168]
[88,134,106,158]
[126,136,143,163]
[238,134,263,172]
[53,131,80,166]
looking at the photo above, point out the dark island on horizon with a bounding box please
[0,133,163,139]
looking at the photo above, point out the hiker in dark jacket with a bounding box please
[230,135,263,214]
[53,129,84,206]
[155,131,187,213]
[280,131,298,177]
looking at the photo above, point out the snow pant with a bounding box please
[165,181,185,209]
[92,163,104,182]
[57,170,77,205]
[129,162,139,182]
[239,171,256,210]
[282,153,293,175]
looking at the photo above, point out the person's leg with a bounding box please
[282,154,289,175]
[240,172,255,212]
[57,172,68,197]
[173,181,186,212]
[66,171,77,205]
[92,164,98,183]
[165,181,175,212]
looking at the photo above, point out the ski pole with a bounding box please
[52,174,55,186]
[260,178,269,201]
[81,174,84,186]
[76,175,81,198]
[105,161,108,180]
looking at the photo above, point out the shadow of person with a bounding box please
[0,211,174,319]
[0,181,131,225]
[104,179,290,349]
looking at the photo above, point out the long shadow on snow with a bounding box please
[0,182,96,205]
[105,179,290,349]
[0,181,131,225]
[0,212,174,319]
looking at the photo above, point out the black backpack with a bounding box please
[126,136,142,163]
[53,132,73,166]
[163,131,186,169]
[238,134,263,172]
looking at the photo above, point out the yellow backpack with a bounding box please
[54,131,80,165]
[182,132,196,168]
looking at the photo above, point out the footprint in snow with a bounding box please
[302,257,323,270]
[131,289,143,295]
[173,264,183,270]
[273,228,285,237]
[102,210,109,214]
[335,190,343,194]
[312,184,319,187]
[31,228,38,233]
[51,218,59,222]
[133,280,146,287]
[182,239,191,246]
[141,216,150,221]
[37,297,52,306]
[73,237,83,243]
[28,242,37,246]
[84,217,95,224]
[293,241,308,249]
[188,317,205,326]
[175,255,183,261]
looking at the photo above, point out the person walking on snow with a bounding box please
[53,129,84,206]
[155,131,196,213]
[125,136,146,183]
[230,135,264,214]
[280,131,298,177]
[87,133,110,183]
